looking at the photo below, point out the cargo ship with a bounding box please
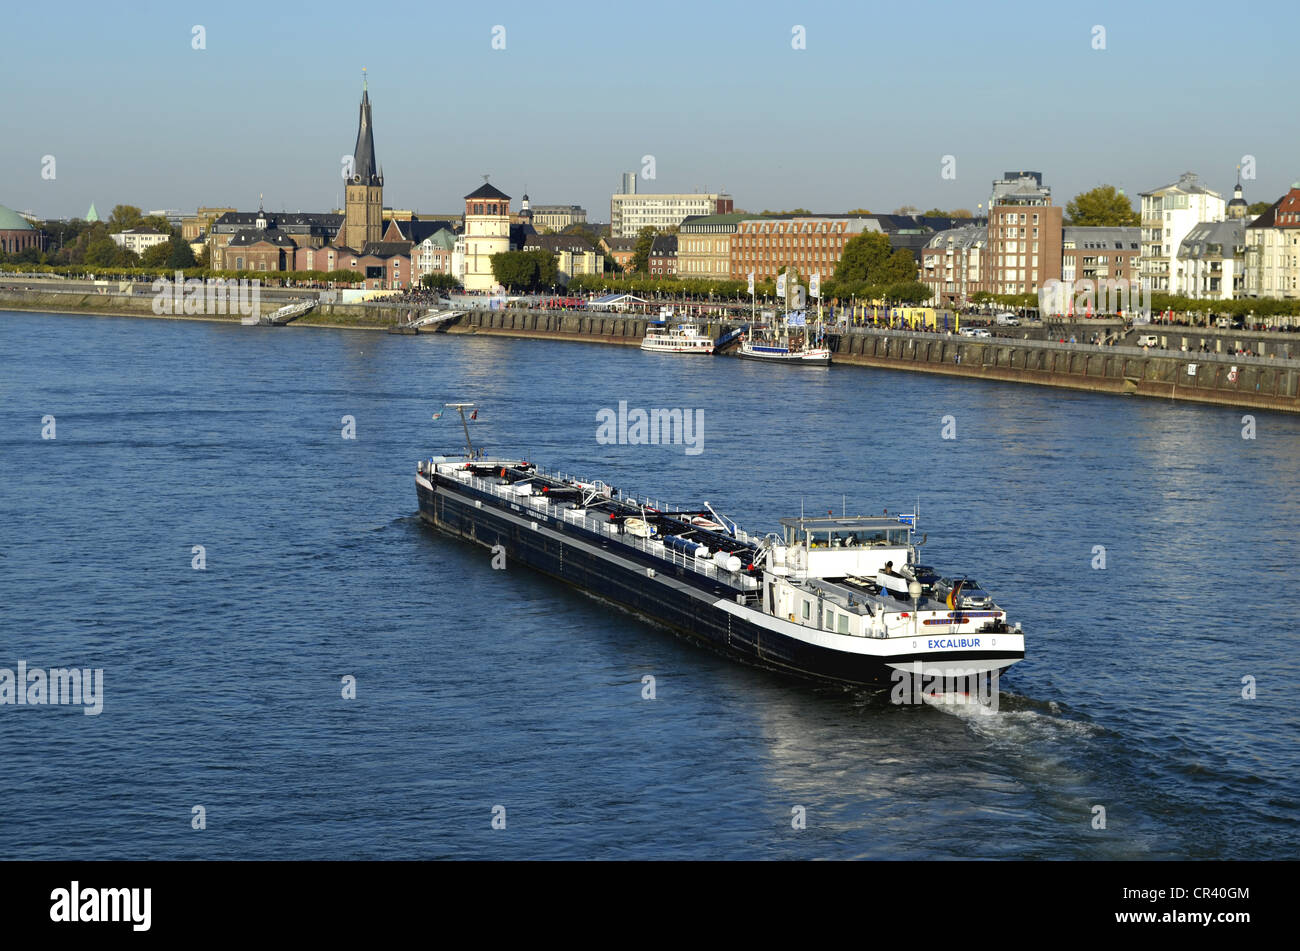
[415,409,1024,687]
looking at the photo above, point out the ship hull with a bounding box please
[417,476,1020,688]
[737,345,831,366]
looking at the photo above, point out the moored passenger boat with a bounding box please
[640,322,715,354]
[737,312,831,365]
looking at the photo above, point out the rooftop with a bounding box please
[465,183,511,202]
[0,205,36,231]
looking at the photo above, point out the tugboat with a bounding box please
[416,406,1024,687]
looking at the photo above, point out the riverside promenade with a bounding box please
[5,285,1298,413]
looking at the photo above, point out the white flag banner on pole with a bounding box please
[747,271,755,295]
[776,272,786,298]
[810,272,821,299]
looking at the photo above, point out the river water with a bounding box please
[1,310,1297,859]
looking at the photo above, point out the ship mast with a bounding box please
[446,402,476,458]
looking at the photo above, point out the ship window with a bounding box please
[837,614,849,634]
[825,611,835,631]
[802,601,811,620]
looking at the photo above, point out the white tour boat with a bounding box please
[640,322,715,354]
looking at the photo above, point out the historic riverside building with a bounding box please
[648,234,677,276]
[676,213,745,280]
[460,183,512,291]
[343,75,384,251]
[730,215,882,283]
[181,207,236,242]
[209,201,342,271]
[205,78,418,288]
[530,204,587,233]
[1139,172,1225,293]
[600,236,636,272]
[0,204,47,255]
[1245,183,1300,300]
[410,228,457,282]
[521,233,604,285]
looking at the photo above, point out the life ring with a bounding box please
[789,613,796,623]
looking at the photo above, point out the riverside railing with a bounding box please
[844,325,1300,368]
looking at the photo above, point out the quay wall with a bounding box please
[5,289,1298,412]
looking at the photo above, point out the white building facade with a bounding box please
[110,227,170,254]
[609,192,733,239]
[461,183,512,292]
[1139,172,1225,293]
[1245,184,1300,300]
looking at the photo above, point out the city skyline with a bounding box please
[3,0,1297,220]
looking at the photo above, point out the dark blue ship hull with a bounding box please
[417,473,1018,688]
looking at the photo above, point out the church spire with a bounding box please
[352,69,381,186]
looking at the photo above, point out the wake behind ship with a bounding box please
[416,447,1025,689]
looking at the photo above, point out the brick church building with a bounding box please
[207,75,415,289]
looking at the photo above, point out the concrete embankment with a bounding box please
[828,328,1300,414]
[6,290,1298,412]
[445,309,1300,413]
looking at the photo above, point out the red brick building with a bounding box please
[0,205,47,256]
[730,215,877,282]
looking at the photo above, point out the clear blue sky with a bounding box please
[2,0,1296,221]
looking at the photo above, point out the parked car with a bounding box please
[1136,333,1159,347]
[935,576,994,609]
[902,563,941,595]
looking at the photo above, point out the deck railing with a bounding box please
[456,468,739,586]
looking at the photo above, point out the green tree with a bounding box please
[1065,185,1139,226]
[834,232,895,286]
[141,242,171,268]
[490,249,559,290]
[490,250,532,288]
[533,249,559,288]
[884,281,931,304]
[141,215,173,235]
[885,248,918,283]
[83,236,121,267]
[421,273,459,290]
[166,234,195,269]
[631,226,656,273]
[106,204,144,234]
[1247,200,1272,215]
